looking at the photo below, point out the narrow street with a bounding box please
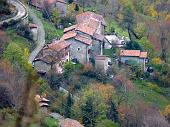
[0,0,27,25]
[28,8,45,63]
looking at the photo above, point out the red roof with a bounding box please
[29,23,38,29]
[64,18,98,36]
[76,23,96,36]
[60,118,84,127]
[61,31,77,40]
[139,52,147,58]
[75,35,92,45]
[76,11,106,26]
[64,25,77,33]
[120,50,140,57]
[120,50,147,58]
[48,40,71,51]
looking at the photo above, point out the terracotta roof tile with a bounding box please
[61,31,77,40]
[76,23,96,36]
[120,50,140,57]
[86,19,99,29]
[60,118,84,127]
[120,50,147,58]
[64,25,77,33]
[75,35,92,45]
[48,40,71,51]
[29,23,38,28]
[76,11,106,26]
[139,52,147,58]
[64,18,98,36]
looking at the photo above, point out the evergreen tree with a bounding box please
[65,93,73,118]
[0,0,10,14]
[81,96,96,127]
[68,0,73,4]
[122,5,137,41]
[107,99,119,123]
[125,41,142,50]
[75,4,79,12]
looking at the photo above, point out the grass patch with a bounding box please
[103,49,114,58]
[105,19,129,37]
[43,21,63,42]
[134,80,170,110]
[31,7,63,42]
[5,28,35,51]
[42,117,59,127]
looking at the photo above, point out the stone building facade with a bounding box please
[61,11,111,64]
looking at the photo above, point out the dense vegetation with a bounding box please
[0,0,11,15]
[0,0,170,127]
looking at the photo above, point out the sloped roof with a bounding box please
[75,34,92,45]
[93,33,105,41]
[29,23,38,29]
[61,31,77,40]
[139,52,147,58]
[64,18,98,36]
[60,118,84,127]
[64,25,77,33]
[48,40,71,51]
[120,50,147,58]
[76,11,106,26]
[76,23,96,36]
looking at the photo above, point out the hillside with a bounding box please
[0,0,170,127]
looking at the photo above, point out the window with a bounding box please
[125,60,128,64]
[88,49,91,54]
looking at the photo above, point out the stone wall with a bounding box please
[65,38,91,64]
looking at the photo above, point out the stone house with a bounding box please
[76,11,106,34]
[30,0,67,17]
[33,40,70,74]
[95,55,111,73]
[119,50,148,70]
[61,11,111,64]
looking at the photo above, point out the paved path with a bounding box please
[0,0,27,25]
[29,8,45,63]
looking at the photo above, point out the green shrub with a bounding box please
[96,119,119,127]
[41,117,59,127]
[147,83,162,93]
[64,62,83,72]
[60,16,75,28]
[2,22,9,28]
[125,41,142,50]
